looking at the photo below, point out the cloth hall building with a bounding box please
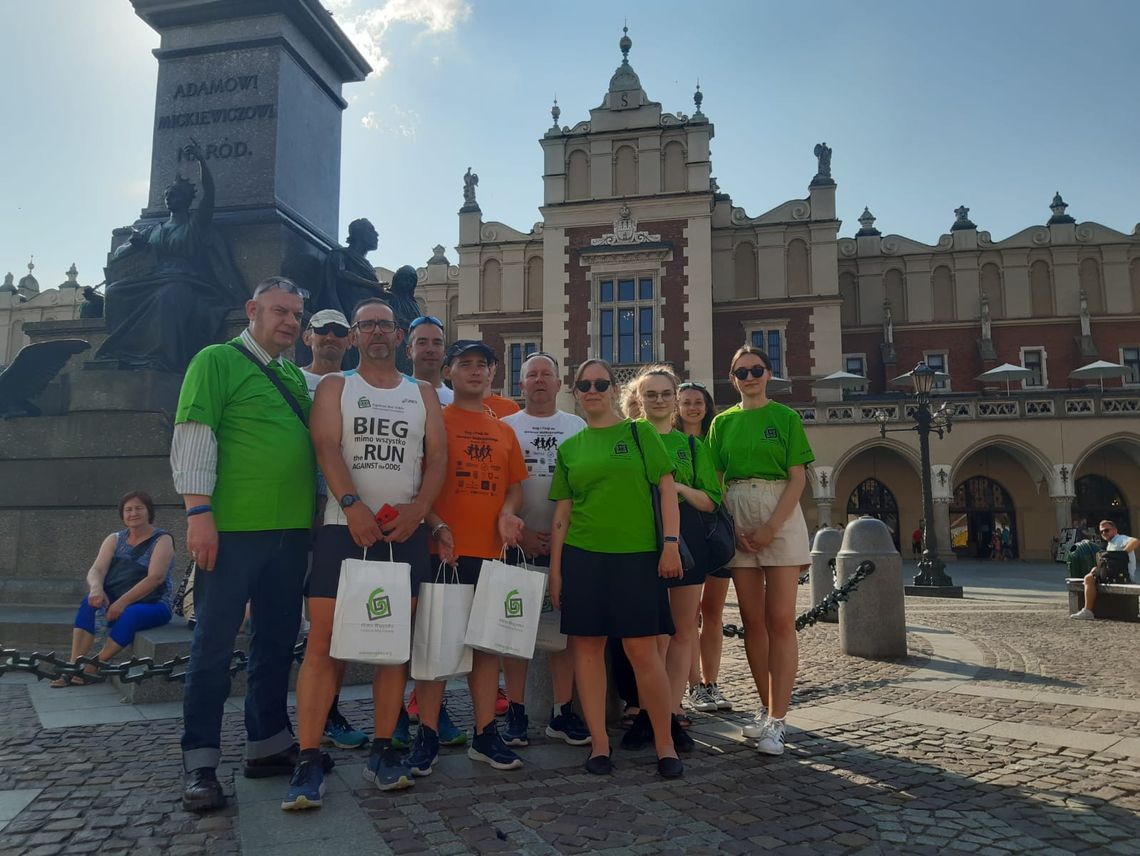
[410,33,1139,562]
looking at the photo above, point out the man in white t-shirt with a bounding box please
[1071,519,1139,620]
[407,315,453,405]
[499,353,590,747]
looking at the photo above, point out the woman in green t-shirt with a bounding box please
[623,365,721,750]
[548,358,684,779]
[706,345,814,758]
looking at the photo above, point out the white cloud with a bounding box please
[329,0,471,76]
[360,105,421,139]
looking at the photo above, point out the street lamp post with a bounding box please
[877,362,963,598]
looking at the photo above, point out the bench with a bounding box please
[1066,577,1140,621]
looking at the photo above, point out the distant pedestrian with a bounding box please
[911,526,922,557]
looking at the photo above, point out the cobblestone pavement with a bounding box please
[2,565,1139,854]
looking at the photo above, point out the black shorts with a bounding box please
[707,566,732,579]
[666,504,711,589]
[308,524,433,599]
[560,545,674,638]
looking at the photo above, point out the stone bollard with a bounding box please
[810,527,844,623]
[836,516,907,658]
[525,648,555,723]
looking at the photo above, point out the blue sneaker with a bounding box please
[392,708,411,751]
[502,702,529,747]
[438,705,468,747]
[281,760,326,810]
[468,722,523,770]
[322,710,368,749]
[546,703,591,746]
[363,743,413,791]
[405,724,439,777]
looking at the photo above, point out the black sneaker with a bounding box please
[468,722,523,770]
[671,714,695,753]
[244,744,334,779]
[620,709,653,751]
[502,702,529,747]
[546,703,591,746]
[657,755,684,778]
[182,767,225,812]
[584,752,613,775]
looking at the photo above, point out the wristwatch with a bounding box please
[339,493,361,509]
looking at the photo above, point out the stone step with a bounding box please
[0,604,78,652]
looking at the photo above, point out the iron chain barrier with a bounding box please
[1,562,874,686]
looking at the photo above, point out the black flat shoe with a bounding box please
[584,752,614,775]
[243,744,334,779]
[671,715,695,753]
[182,767,225,812]
[657,755,684,779]
[620,710,653,751]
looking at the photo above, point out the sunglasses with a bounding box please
[409,315,444,332]
[576,379,612,393]
[354,319,398,334]
[310,324,348,337]
[524,351,560,371]
[253,277,310,301]
[732,365,768,380]
[1099,528,1115,535]
[678,381,707,391]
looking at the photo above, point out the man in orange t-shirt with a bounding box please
[413,340,528,774]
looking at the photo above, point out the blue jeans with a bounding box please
[180,529,308,771]
[74,596,171,648]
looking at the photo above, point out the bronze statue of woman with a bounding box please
[97,142,247,372]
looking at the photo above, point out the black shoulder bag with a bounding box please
[1095,550,1131,584]
[103,532,167,603]
[229,342,308,427]
[629,421,694,571]
[688,434,737,571]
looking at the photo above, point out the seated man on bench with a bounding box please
[1070,520,1138,620]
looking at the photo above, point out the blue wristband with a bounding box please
[186,505,213,517]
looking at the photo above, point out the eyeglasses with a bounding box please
[732,365,768,380]
[678,381,707,391]
[576,379,612,393]
[643,390,675,402]
[310,324,348,338]
[354,319,398,334]
[253,277,310,301]
[409,315,444,332]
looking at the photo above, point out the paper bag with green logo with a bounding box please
[411,563,474,681]
[330,545,412,665]
[463,552,545,658]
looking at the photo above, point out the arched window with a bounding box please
[950,475,1018,559]
[839,271,859,325]
[481,259,502,312]
[1079,257,1104,314]
[932,265,956,321]
[734,241,757,299]
[613,145,637,197]
[525,256,543,311]
[567,149,589,201]
[979,263,1004,319]
[884,268,907,321]
[787,239,810,296]
[1030,260,1054,317]
[662,141,685,192]
[846,478,900,549]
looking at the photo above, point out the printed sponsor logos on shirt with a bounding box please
[764,427,779,440]
[358,396,371,408]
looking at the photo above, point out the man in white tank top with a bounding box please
[283,299,447,810]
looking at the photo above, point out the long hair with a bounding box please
[621,363,679,420]
[729,344,772,373]
[674,381,715,436]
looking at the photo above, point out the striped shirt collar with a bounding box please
[240,328,282,366]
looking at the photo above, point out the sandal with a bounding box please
[49,675,85,688]
[619,706,641,729]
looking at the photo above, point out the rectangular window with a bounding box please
[1122,347,1140,385]
[506,340,539,397]
[596,276,657,365]
[749,328,784,378]
[924,351,948,391]
[844,355,867,377]
[1021,348,1045,388]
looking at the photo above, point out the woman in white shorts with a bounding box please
[706,345,814,756]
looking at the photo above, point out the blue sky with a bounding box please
[3,0,1138,291]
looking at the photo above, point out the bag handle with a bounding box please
[229,342,308,427]
[361,542,396,562]
[434,560,461,584]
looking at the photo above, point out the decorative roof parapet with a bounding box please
[1048,191,1076,225]
[0,272,16,294]
[427,245,449,265]
[950,205,977,231]
[855,207,881,237]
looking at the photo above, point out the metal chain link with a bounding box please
[721,560,876,639]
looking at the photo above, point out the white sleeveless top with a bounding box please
[324,371,426,526]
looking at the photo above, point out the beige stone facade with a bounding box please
[0,261,86,366]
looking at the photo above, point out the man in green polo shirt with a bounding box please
[171,276,319,812]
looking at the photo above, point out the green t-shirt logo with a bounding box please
[763,426,779,440]
[612,441,630,455]
[504,588,524,618]
[358,396,371,409]
[367,587,391,620]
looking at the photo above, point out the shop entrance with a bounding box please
[950,476,1017,559]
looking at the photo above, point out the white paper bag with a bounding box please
[330,547,412,665]
[411,564,475,681]
[464,556,545,658]
[535,577,567,653]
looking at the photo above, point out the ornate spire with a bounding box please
[856,207,881,237]
[17,255,39,295]
[1048,191,1075,225]
[693,80,703,117]
[0,272,15,294]
[59,263,81,289]
[550,96,560,129]
[619,24,632,64]
[951,205,977,231]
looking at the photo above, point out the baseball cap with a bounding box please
[445,339,497,366]
[307,309,350,329]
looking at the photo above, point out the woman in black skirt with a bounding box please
[549,359,684,778]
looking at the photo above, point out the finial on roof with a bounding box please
[59,263,81,289]
[17,255,40,295]
[26,257,34,276]
[428,244,449,265]
[619,25,632,64]
[951,205,977,231]
[1048,191,1075,225]
[856,207,881,237]
[693,80,703,116]
[0,272,15,294]
[551,96,560,128]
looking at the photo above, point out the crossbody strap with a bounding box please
[628,420,649,480]
[229,342,308,427]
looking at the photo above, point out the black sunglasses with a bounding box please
[409,315,444,332]
[732,366,768,380]
[310,324,348,337]
[523,351,560,371]
[678,381,707,391]
[576,379,612,393]
[253,277,310,301]
[1099,527,1115,534]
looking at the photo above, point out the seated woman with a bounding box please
[52,491,176,687]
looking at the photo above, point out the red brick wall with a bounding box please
[642,219,689,371]
[476,320,541,390]
[711,306,816,406]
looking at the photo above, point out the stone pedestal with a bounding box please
[809,528,843,624]
[836,517,907,659]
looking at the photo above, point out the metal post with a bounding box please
[907,397,962,596]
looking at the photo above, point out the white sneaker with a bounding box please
[741,706,769,739]
[687,684,717,713]
[1069,608,1095,620]
[707,682,732,711]
[756,719,786,756]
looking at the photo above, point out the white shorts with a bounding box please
[724,478,810,569]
